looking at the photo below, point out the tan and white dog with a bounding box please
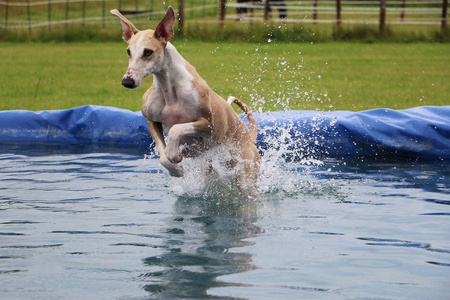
[111,7,260,191]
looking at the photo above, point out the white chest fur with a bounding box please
[142,44,201,130]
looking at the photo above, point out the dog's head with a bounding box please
[111,7,175,89]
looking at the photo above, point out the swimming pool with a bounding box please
[1,143,449,299]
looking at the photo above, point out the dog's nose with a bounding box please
[122,77,136,89]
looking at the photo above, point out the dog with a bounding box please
[111,7,260,191]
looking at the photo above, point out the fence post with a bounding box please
[65,0,69,28]
[219,0,226,26]
[48,0,51,30]
[400,0,405,22]
[264,0,270,21]
[82,0,86,25]
[313,0,318,24]
[4,0,9,29]
[178,0,184,35]
[102,0,105,27]
[150,0,154,20]
[26,0,31,34]
[250,0,255,23]
[380,0,386,32]
[442,0,448,31]
[336,0,341,32]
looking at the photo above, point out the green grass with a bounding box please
[2,21,449,43]
[0,41,448,112]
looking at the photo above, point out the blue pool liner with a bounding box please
[0,105,449,159]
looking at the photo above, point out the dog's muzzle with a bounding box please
[122,77,136,89]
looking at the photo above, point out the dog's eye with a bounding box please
[126,48,131,57]
[143,49,153,57]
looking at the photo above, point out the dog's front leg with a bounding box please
[147,120,184,177]
[165,118,213,164]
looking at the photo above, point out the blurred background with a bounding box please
[0,0,449,111]
[1,0,448,42]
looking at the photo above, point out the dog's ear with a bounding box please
[154,6,175,42]
[110,9,138,42]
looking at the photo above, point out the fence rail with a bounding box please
[225,0,447,32]
[1,0,448,32]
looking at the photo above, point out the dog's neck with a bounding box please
[151,43,195,106]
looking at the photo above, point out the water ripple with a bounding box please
[358,237,431,249]
[426,261,450,267]
[0,269,26,274]
[1,244,63,249]
[419,212,450,216]
[1,147,449,299]
[310,231,344,236]
[0,232,26,236]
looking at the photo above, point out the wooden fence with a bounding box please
[1,0,448,33]
[0,0,219,31]
[222,0,448,31]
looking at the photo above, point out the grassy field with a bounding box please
[0,41,448,112]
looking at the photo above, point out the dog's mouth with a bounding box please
[122,77,137,89]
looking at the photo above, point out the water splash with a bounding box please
[255,111,342,196]
[169,145,246,199]
[235,45,332,114]
[143,112,340,200]
[145,45,338,199]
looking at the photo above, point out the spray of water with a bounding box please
[145,44,339,199]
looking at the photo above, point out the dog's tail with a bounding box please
[227,96,257,144]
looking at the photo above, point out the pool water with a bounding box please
[1,146,449,299]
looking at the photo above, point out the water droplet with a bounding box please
[330,117,337,126]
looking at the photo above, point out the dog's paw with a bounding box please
[165,147,183,164]
[168,166,184,177]
[160,156,184,177]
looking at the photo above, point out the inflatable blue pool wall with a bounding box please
[0,105,449,159]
